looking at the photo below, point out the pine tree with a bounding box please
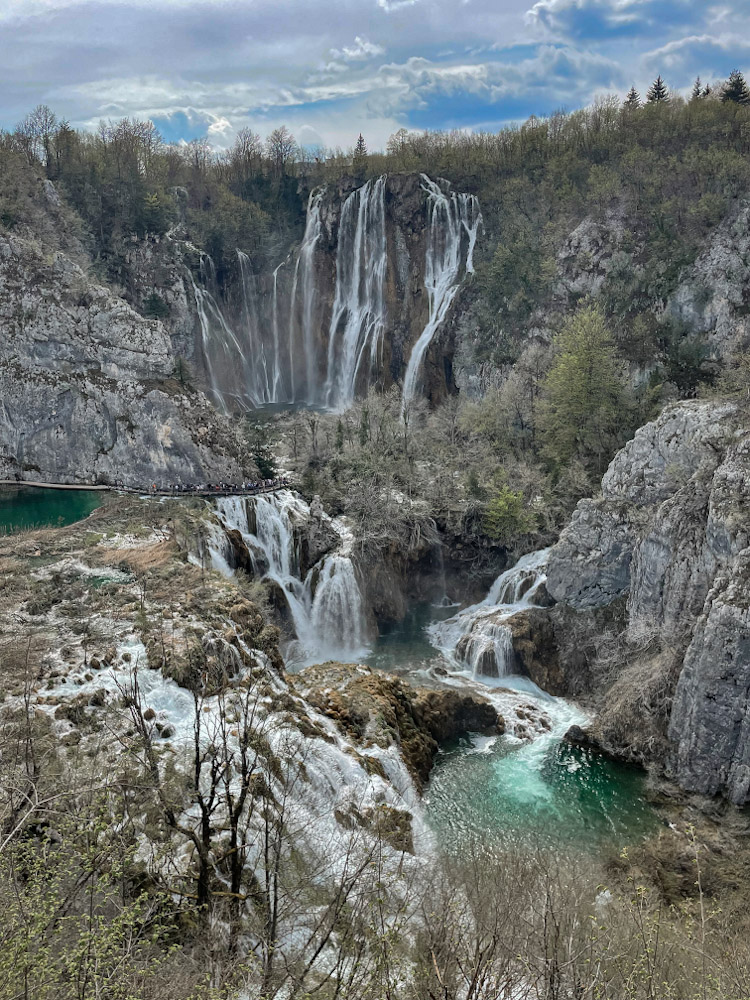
[623,86,640,110]
[722,69,750,105]
[646,75,668,103]
[691,76,702,100]
[702,83,712,98]
[538,304,627,470]
[354,133,367,158]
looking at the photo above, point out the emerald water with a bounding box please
[0,486,102,534]
[425,722,659,855]
[365,589,660,856]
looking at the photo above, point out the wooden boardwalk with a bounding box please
[0,480,291,499]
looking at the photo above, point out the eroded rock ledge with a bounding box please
[294,662,502,785]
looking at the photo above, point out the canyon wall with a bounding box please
[539,399,750,804]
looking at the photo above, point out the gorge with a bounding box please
[3,91,750,999]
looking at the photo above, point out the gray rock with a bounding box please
[669,552,750,804]
[0,231,246,486]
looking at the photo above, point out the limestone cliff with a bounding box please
[542,399,750,804]
[0,226,248,486]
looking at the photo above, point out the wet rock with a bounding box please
[507,608,565,695]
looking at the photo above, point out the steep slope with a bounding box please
[0,226,248,487]
[539,399,750,804]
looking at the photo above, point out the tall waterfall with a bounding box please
[290,188,326,404]
[192,174,481,411]
[428,549,550,679]
[402,176,482,407]
[214,491,369,667]
[324,176,388,410]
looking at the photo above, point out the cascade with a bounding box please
[324,176,388,410]
[237,250,272,404]
[288,188,325,403]
[214,491,368,666]
[428,549,550,679]
[402,176,483,408]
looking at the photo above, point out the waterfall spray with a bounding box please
[402,176,482,408]
[324,176,388,410]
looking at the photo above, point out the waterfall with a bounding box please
[192,174,481,411]
[324,176,388,410]
[214,491,368,667]
[402,176,483,408]
[288,188,325,403]
[270,262,287,400]
[428,549,550,679]
[236,249,273,404]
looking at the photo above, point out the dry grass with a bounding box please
[101,539,177,574]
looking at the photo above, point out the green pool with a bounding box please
[424,723,660,856]
[0,486,102,535]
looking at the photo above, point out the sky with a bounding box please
[2,0,750,151]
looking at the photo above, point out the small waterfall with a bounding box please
[215,491,368,667]
[432,543,458,608]
[402,176,483,407]
[428,549,550,679]
[324,176,388,410]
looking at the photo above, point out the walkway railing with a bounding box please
[0,479,293,498]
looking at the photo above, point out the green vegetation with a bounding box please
[538,304,627,472]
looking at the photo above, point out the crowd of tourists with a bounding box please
[112,478,291,495]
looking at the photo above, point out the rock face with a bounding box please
[0,229,247,486]
[668,201,750,362]
[545,399,750,804]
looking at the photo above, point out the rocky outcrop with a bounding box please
[0,230,248,486]
[296,662,501,785]
[668,201,750,362]
[545,399,750,804]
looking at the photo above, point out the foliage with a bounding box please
[483,482,537,544]
[539,304,629,472]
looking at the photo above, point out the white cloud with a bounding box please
[377,0,420,11]
[330,36,385,61]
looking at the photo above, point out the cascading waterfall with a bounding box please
[214,491,368,666]
[402,176,483,408]
[428,549,550,678]
[289,188,325,403]
[324,176,388,410]
[192,174,481,411]
[237,249,272,404]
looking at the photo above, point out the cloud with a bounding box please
[377,0,420,11]
[526,0,698,41]
[330,36,385,61]
[1,0,749,153]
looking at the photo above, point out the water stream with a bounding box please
[207,498,659,856]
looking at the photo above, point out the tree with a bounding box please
[691,76,703,100]
[538,304,627,471]
[483,483,536,545]
[265,126,297,177]
[623,86,640,110]
[353,132,368,179]
[646,75,669,103]
[722,69,750,105]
